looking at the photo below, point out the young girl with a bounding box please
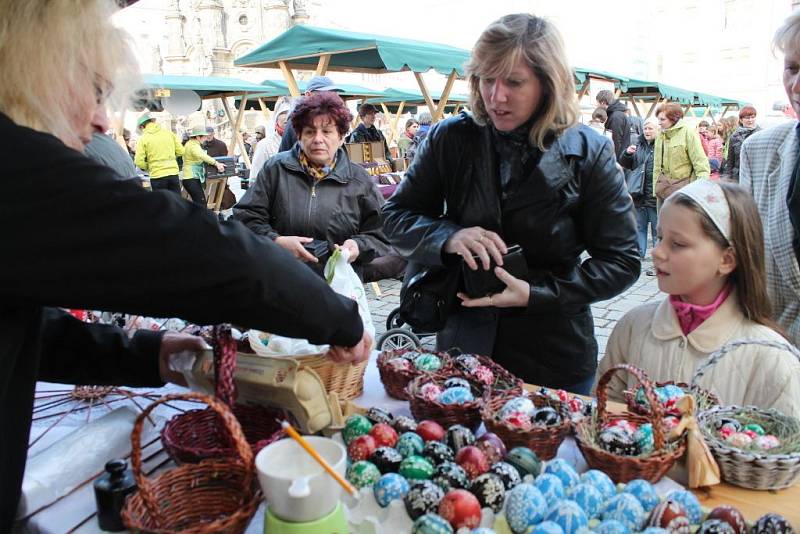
[598,179,800,417]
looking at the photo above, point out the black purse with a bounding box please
[398,261,462,333]
[461,244,527,298]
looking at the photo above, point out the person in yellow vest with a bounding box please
[182,126,225,206]
[134,112,184,195]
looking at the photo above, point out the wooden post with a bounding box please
[576,78,590,101]
[645,98,663,119]
[614,87,622,98]
[432,69,457,123]
[257,98,272,124]
[379,102,396,145]
[626,95,642,118]
[234,93,251,169]
[315,54,331,76]
[413,72,437,116]
[278,61,301,96]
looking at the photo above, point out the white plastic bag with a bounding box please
[324,248,376,347]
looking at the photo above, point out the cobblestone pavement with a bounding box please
[366,255,661,360]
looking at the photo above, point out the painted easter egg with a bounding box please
[439,386,474,405]
[415,354,443,371]
[389,358,413,371]
[342,414,373,445]
[595,520,631,534]
[505,446,542,478]
[489,461,521,490]
[454,354,480,371]
[622,479,659,513]
[546,499,589,534]
[567,482,604,519]
[533,522,566,534]
[455,446,489,479]
[743,423,766,436]
[443,377,472,390]
[600,493,646,532]
[534,473,565,506]
[400,455,435,480]
[647,500,690,534]
[411,512,454,534]
[423,440,455,465]
[420,382,444,402]
[431,461,469,492]
[469,472,506,512]
[348,434,377,462]
[751,513,796,534]
[697,520,737,534]
[346,460,381,489]
[707,505,748,534]
[501,397,536,417]
[445,425,475,452]
[756,435,780,450]
[397,432,426,458]
[405,480,446,521]
[580,469,616,501]
[393,415,418,434]
[438,489,482,530]
[633,424,655,455]
[369,446,403,474]
[475,432,507,465]
[369,422,399,448]
[599,426,639,456]
[501,410,532,429]
[373,473,410,507]
[471,365,494,385]
[417,420,447,442]
[504,483,548,534]
[665,490,702,524]
[543,458,580,489]
[366,407,394,426]
[533,406,562,426]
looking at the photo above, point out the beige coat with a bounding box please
[597,292,800,418]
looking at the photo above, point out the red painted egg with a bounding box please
[416,420,446,442]
[369,423,399,448]
[743,430,758,440]
[501,410,532,429]
[455,445,490,479]
[707,505,748,534]
[556,389,570,402]
[475,432,507,465]
[607,418,639,435]
[438,489,482,530]
[348,434,377,462]
[648,500,691,534]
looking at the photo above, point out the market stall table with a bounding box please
[17,353,800,532]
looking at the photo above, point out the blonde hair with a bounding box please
[0,0,139,150]
[466,13,580,150]
[773,10,800,54]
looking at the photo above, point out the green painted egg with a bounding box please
[343,414,373,445]
[397,432,426,458]
[743,423,766,436]
[400,454,435,480]
[411,513,454,534]
[414,354,443,372]
[505,446,542,478]
[346,460,381,488]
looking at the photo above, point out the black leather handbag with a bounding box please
[398,261,462,333]
[461,244,527,298]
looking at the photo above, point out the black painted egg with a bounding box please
[445,424,475,452]
[393,415,418,434]
[489,461,522,490]
[431,461,470,492]
[533,406,562,426]
[366,407,395,426]
[598,426,640,456]
[469,472,506,513]
[751,513,796,534]
[404,480,445,520]
[423,440,455,465]
[369,446,403,474]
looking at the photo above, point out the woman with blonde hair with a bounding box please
[0,1,370,528]
[382,13,639,393]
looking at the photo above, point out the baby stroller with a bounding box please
[376,307,435,351]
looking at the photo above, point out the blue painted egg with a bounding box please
[534,473,565,506]
[397,432,426,458]
[373,473,410,507]
[660,384,685,401]
[580,470,616,501]
[411,512,454,534]
[622,479,659,513]
[504,483,548,534]
[566,482,603,519]
[545,499,589,534]
[471,529,498,534]
[439,386,475,405]
[504,446,541,478]
[641,529,670,534]
[595,520,631,534]
[633,424,655,455]
[600,493,646,532]
[532,520,566,534]
[543,458,580,489]
[666,490,702,524]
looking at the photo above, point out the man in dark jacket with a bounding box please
[278,75,344,152]
[346,103,392,160]
[0,111,369,530]
[619,119,658,267]
[596,89,629,159]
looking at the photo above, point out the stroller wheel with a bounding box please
[377,328,421,352]
[386,308,405,330]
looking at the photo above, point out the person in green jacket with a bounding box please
[181,126,225,206]
[653,102,710,207]
[134,112,185,195]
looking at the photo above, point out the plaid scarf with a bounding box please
[298,149,337,181]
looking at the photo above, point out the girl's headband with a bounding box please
[667,179,732,242]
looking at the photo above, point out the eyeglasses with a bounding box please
[740,115,756,119]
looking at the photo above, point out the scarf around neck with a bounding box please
[298,149,337,181]
[669,284,732,336]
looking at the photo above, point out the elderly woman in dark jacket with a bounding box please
[234,92,391,277]
[725,105,761,182]
[620,118,658,262]
[381,14,639,394]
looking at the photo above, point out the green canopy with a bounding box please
[365,87,469,105]
[258,79,386,98]
[234,25,471,76]
[574,67,631,91]
[140,74,273,98]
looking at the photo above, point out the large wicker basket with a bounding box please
[574,364,686,483]
[693,338,800,490]
[377,349,450,400]
[122,393,261,533]
[162,326,285,463]
[482,390,571,460]
[249,330,368,400]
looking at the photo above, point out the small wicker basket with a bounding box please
[377,349,450,400]
[574,364,686,483]
[122,392,261,533]
[482,391,571,460]
[161,326,284,463]
[624,380,719,416]
[693,338,800,490]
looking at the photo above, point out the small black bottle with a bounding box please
[93,459,137,531]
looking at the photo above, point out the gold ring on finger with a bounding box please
[478,234,485,242]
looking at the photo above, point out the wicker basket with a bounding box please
[482,391,571,460]
[693,338,800,490]
[575,364,686,483]
[162,326,285,463]
[624,381,720,416]
[122,393,260,533]
[377,349,450,400]
[449,353,524,393]
[249,330,368,400]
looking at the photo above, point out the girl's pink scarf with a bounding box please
[669,285,732,335]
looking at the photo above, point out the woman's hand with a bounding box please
[215,162,226,173]
[158,331,211,386]
[275,236,318,262]
[339,239,360,263]
[444,226,508,270]
[457,267,530,308]
[327,331,372,364]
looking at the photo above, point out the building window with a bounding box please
[239,14,248,26]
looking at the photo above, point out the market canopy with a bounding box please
[139,74,273,99]
[574,67,631,93]
[620,78,746,120]
[259,79,386,99]
[234,25,471,76]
